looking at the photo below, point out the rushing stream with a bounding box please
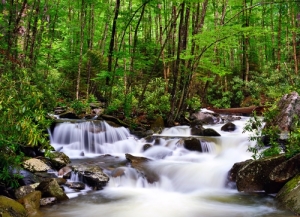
[42,116,295,217]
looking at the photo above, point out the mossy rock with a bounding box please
[276,174,300,214]
[0,196,27,217]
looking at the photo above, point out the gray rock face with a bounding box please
[264,91,300,133]
[71,164,109,190]
[276,174,300,215]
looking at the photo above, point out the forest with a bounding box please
[0,0,299,186]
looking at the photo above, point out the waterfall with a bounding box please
[43,117,293,217]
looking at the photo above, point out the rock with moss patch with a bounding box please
[276,174,300,215]
[0,196,27,217]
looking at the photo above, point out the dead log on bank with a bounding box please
[207,106,268,115]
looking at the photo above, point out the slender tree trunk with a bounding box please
[76,0,86,100]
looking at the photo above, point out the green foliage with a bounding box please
[140,78,170,119]
[243,106,300,160]
[70,100,90,115]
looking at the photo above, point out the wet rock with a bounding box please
[270,153,300,183]
[190,111,222,124]
[49,152,71,170]
[142,144,153,152]
[22,158,50,172]
[125,154,158,183]
[40,197,57,206]
[58,166,72,178]
[15,183,39,200]
[236,155,286,193]
[65,181,86,190]
[36,178,69,201]
[190,120,205,136]
[18,191,43,217]
[183,138,203,152]
[71,164,110,190]
[0,196,27,217]
[227,159,253,183]
[202,128,221,136]
[276,174,300,215]
[221,122,236,132]
[111,167,126,178]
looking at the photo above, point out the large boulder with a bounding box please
[36,178,69,201]
[15,183,39,200]
[269,153,300,183]
[22,158,50,172]
[276,174,300,215]
[18,191,43,217]
[71,164,109,190]
[264,91,300,133]
[235,155,286,193]
[49,151,71,170]
[0,196,27,217]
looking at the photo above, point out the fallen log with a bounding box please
[207,106,268,115]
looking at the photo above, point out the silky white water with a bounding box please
[43,116,294,217]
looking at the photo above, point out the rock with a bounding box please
[58,166,72,178]
[221,122,236,132]
[264,91,300,133]
[111,167,126,178]
[40,197,57,206]
[150,116,164,134]
[71,164,109,190]
[15,183,39,200]
[22,158,50,172]
[13,169,40,186]
[0,196,27,217]
[190,120,205,136]
[183,138,203,152]
[65,181,86,190]
[142,144,152,152]
[190,111,222,124]
[202,128,221,136]
[18,191,43,217]
[269,153,300,183]
[36,178,69,201]
[125,153,158,183]
[276,174,300,215]
[59,112,80,119]
[49,152,71,170]
[227,159,253,183]
[236,155,286,193]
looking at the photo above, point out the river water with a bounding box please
[42,116,295,217]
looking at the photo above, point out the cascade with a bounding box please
[43,117,293,217]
